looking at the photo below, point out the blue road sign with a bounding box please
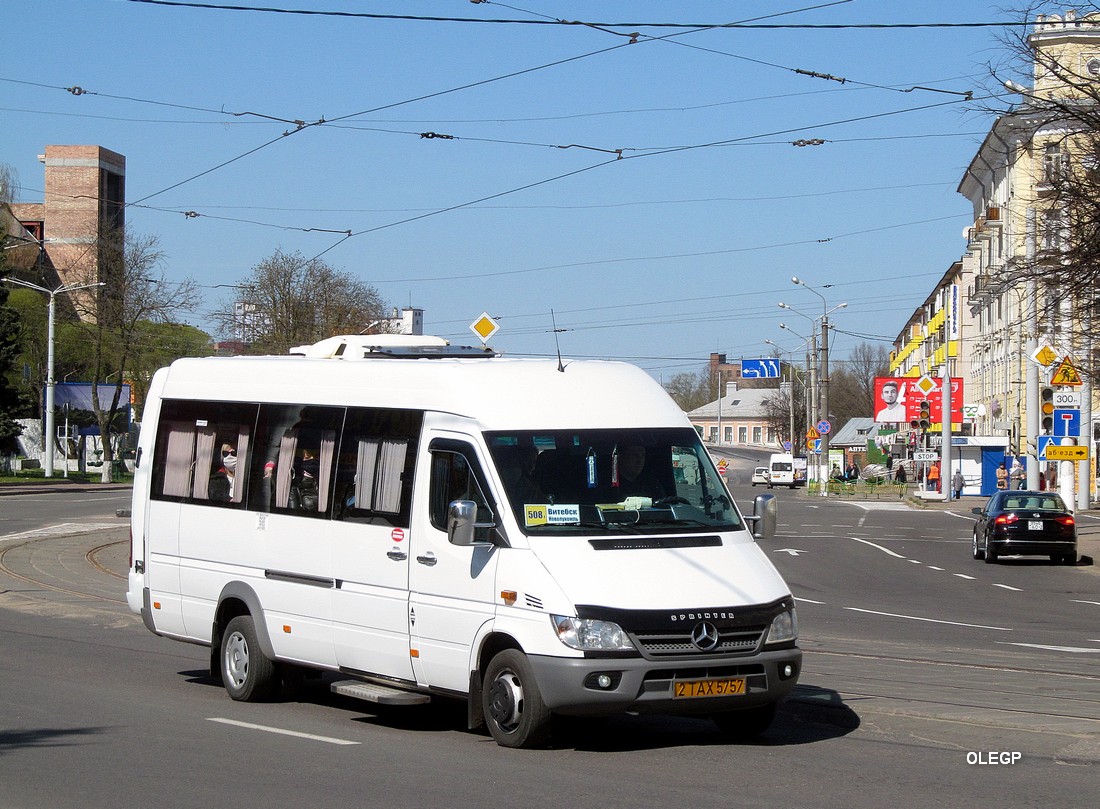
[1053,408,1081,437]
[817,419,832,435]
[813,438,822,454]
[740,358,781,379]
[782,441,792,452]
[1038,435,1055,461]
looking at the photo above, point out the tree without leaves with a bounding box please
[982,3,1100,378]
[215,249,388,354]
[69,229,201,481]
[663,369,713,412]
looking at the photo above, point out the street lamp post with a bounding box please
[791,277,846,496]
[766,337,812,452]
[2,278,105,476]
[779,322,817,475]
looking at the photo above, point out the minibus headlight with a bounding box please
[765,608,798,645]
[551,615,635,652]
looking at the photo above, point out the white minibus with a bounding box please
[127,335,801,747]
[768,453,796,488]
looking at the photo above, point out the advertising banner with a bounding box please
[874,377,964,425]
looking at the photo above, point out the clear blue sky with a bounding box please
[3,1,1026,379]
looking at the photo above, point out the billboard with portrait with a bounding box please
[874,377,963,425]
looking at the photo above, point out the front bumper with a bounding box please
[527,646,802,717]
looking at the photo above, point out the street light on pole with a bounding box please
[790,278,847,496]
[779,322,817,465]
[766,337,811,452]
[3,277,105,477]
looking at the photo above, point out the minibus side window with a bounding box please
[428,444,495,539]
[333,408,422,526]
[250,404,343,518]
[151,400,257,507]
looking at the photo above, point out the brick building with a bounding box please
[9,145,126,319]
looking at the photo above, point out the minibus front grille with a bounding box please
[632,627,766,657]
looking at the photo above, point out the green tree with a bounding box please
[0,259,25,451]
[1,165,29,450]
[127,321,213,416]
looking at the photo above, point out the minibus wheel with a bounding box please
[482,650,551,748]
[221,615,277,701]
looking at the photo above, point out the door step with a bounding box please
[330,679,431,705]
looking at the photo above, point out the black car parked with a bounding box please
[971,490,1077,565]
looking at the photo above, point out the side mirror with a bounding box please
[447,500,496,546]
[971,507,983,516]
[744,493,777,540]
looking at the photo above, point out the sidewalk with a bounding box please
[0,480,133,497]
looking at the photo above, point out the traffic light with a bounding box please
[1041,386,1054,433]
[918,400,931,430]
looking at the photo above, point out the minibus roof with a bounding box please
[159,340,687,431]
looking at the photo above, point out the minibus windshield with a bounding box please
[485,428,742,535]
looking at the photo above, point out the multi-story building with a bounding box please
[8,144,126,320]
[893,11,1099,498]
[961,13,1098,460]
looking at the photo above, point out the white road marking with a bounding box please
[944,511,976,522]
[775,548,806,556]
[794,596,826,604]
[954,574,976,580]
[927,566,945,571]
[1001,643,1100,654]
[0,523,120,543]
[993,584,1022,591]
[207,718,360,745]
[847,537,906,558]
[843,607,1012,631]
[1072,600,1100,606]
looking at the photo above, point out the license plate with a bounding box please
[1028,520,1043,531]
[673,677,746,698]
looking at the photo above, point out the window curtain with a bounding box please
[376,439,407,514]
[275,430,298,508]
[316,429,336,512]
[192,427,217,500]
[355,439,381,510]
[232,425,251,504]
[162,422,196,497]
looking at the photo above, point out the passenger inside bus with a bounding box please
[209,442,238,501]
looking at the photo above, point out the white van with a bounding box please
[126,335,801,747]
[768,453,798,488]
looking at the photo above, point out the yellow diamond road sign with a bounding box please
[915,375,937,396]
[470,312,500,343]
[1032,345,1058,367]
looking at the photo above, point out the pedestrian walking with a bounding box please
[952,469,964,500]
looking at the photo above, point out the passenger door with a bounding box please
[408,435,500,693]
[329,408,423,682]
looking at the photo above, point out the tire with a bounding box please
[712,703,777,740]
[482,649,552,749]
[972,531,984,560]
[983,536,998,565]
[221,615,278,702]
[1056,553,1076,566]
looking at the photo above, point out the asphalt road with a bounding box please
[2,477,1099,808]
